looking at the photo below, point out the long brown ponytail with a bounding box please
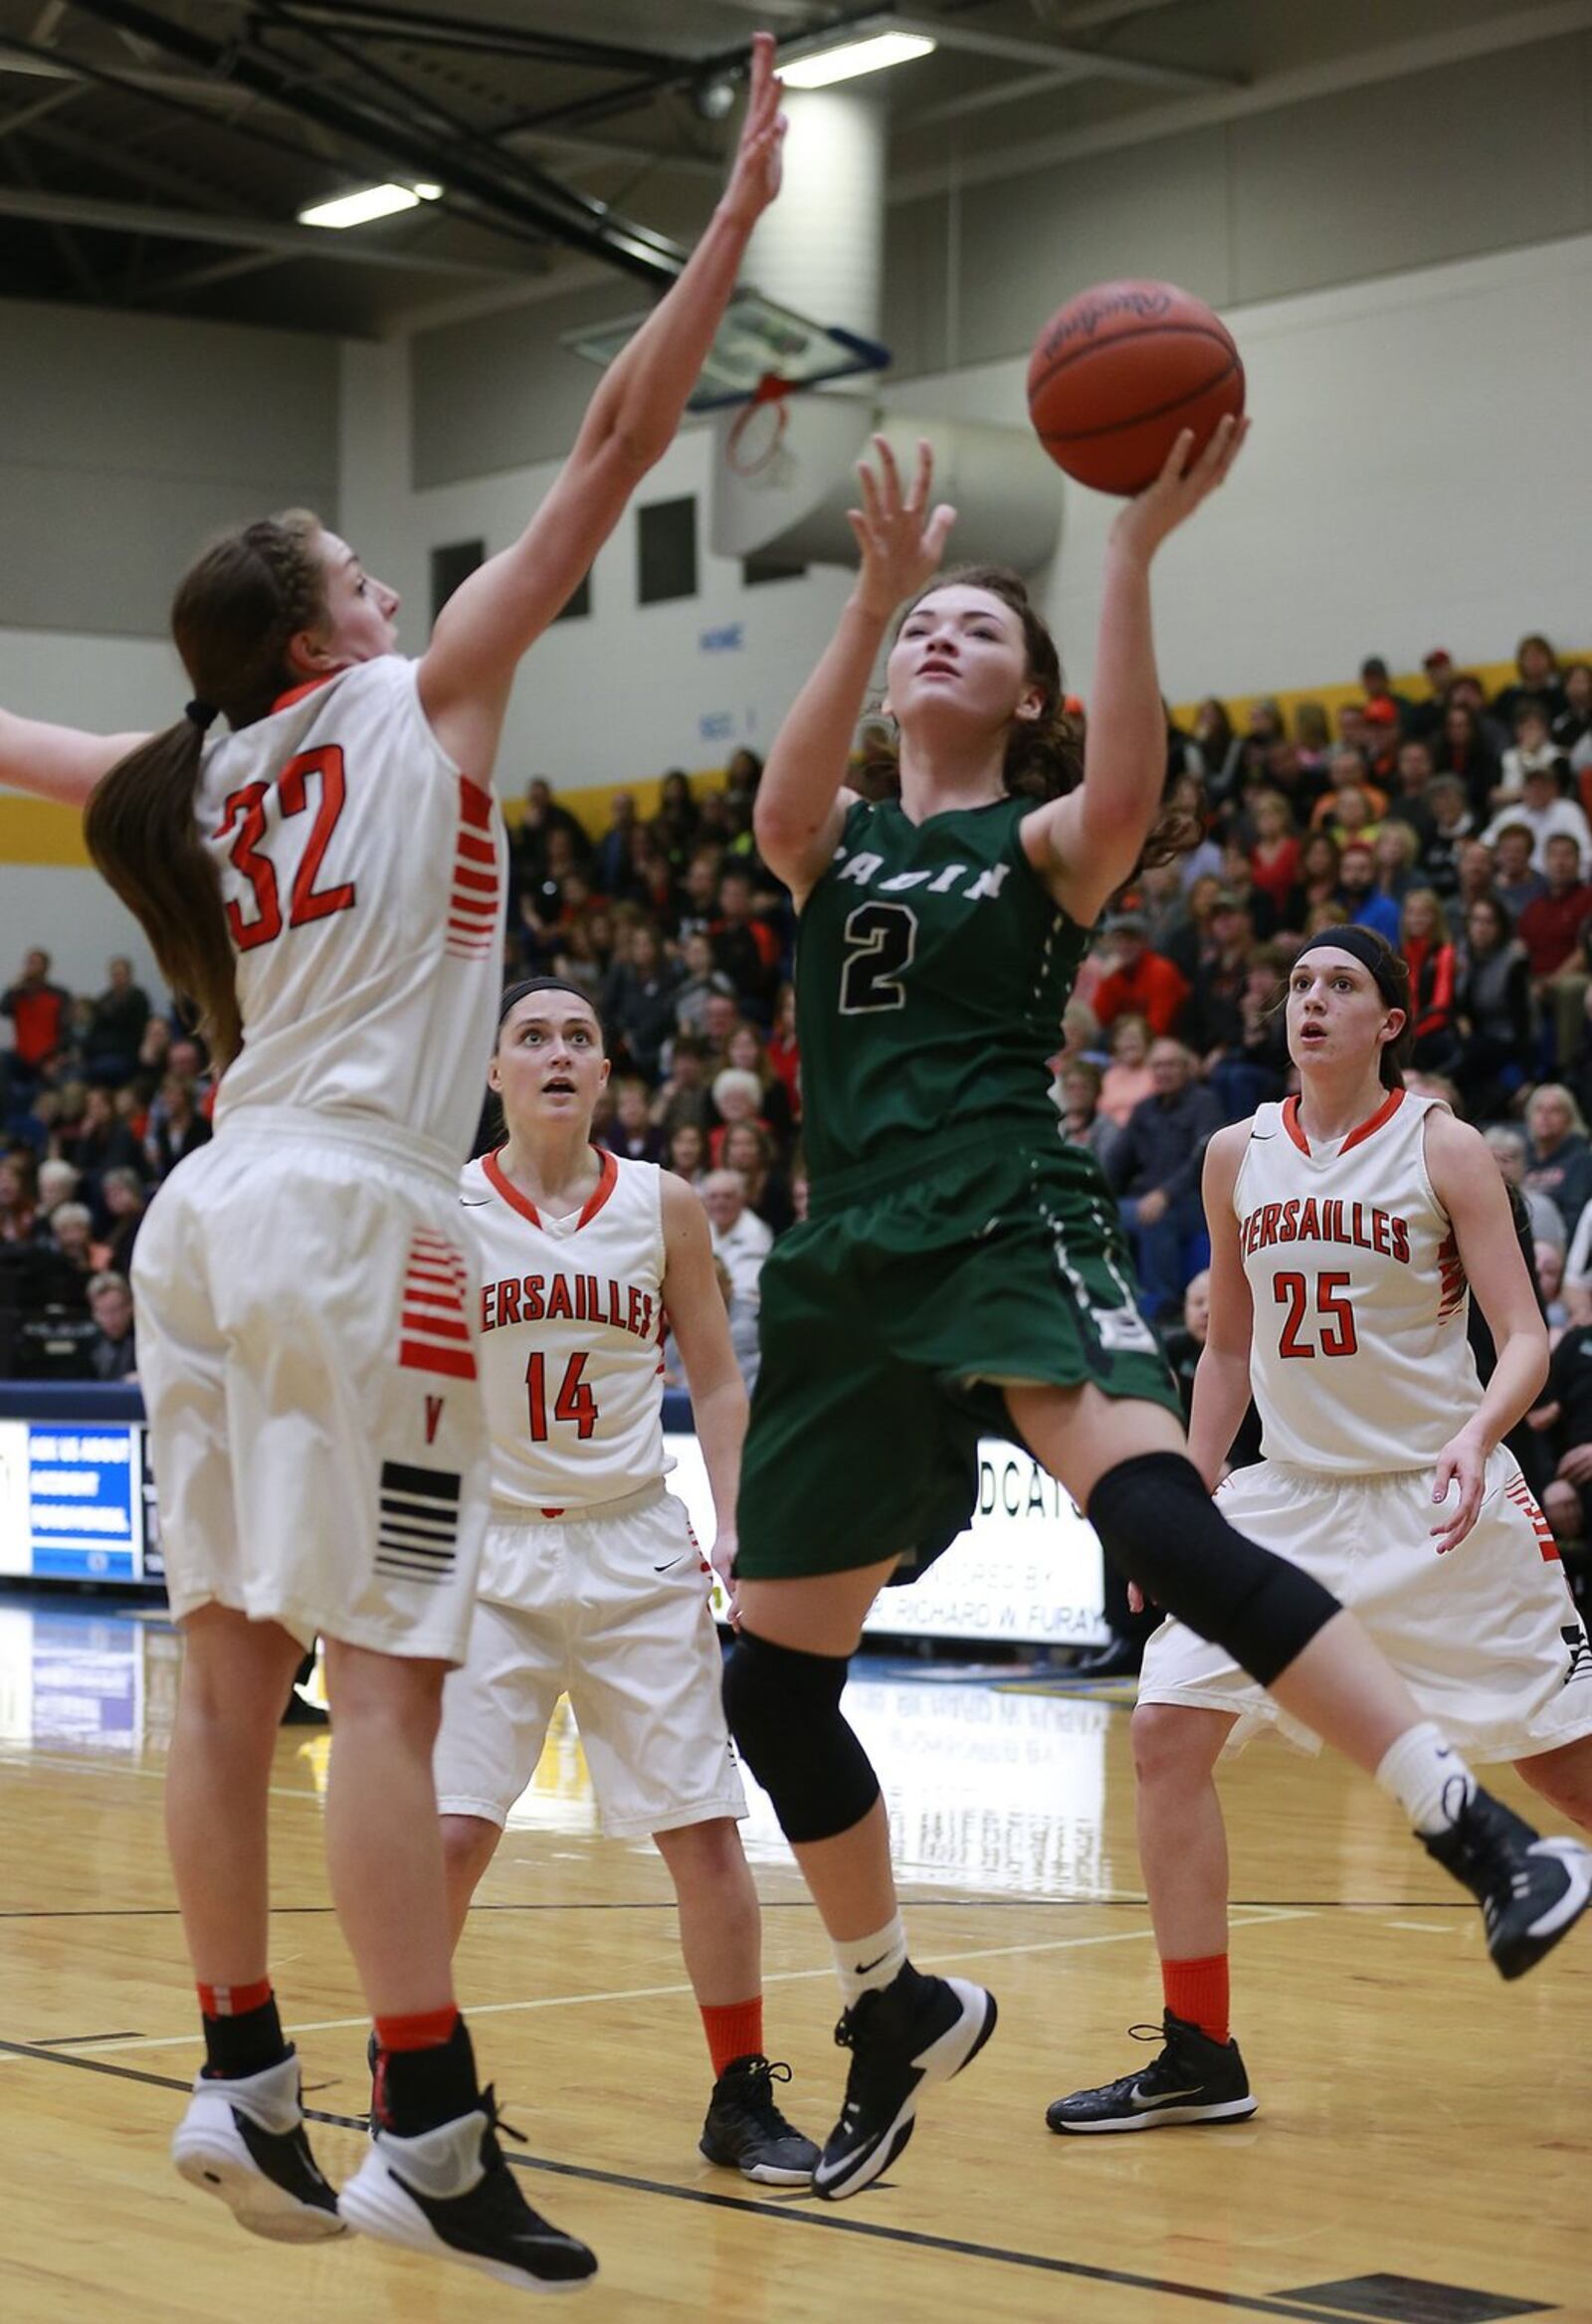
[84,510,328,1069]
[857,563,1197,873]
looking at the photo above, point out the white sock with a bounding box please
[1375,1721,1478,1837]
[833,1913,908,2008]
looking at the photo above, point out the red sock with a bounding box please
[197,1977,274,2019]
[374,2004,461,2053]
[700,1996,764,2078]
[1162,1954,1230,2045]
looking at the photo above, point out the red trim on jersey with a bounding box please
[270,675,338,716]
[459,776,494,827]
[577,1146,620,1230]
[1339,1085,1406,1155]
[1282,1086,1405,1159]
[484,1147,542,1228]
[483,1145,619,1233]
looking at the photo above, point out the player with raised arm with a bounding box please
[421,976,818,2186]
[0,37,785,2294]
[1048,927,1592,2135]
[718,431,1592,2203]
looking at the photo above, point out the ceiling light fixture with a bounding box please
[298,181,443,230]
[779,30,936,89]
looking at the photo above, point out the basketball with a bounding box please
[1027,280,1245,495]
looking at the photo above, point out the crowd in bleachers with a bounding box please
[5,648,1591,1618]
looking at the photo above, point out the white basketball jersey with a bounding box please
[1234,1089,1483,1473]
[460,1148,669,1512]
[199,658,504,1164]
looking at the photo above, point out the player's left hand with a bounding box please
[710,1532,741,1628]
[719,33,786,227]
[1430,1431,1489,1554]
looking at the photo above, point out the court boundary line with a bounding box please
[0,2034,1433,2324]
[0,1896,1476,1920]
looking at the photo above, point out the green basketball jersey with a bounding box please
[795,792,1090,1183]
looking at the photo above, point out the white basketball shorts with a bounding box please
[433,1482,747,1839]
[1138,1453,1592,1764]
[132,1111,489,1661]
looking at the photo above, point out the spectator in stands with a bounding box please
[0,1151,37,1244]
[600,1076,662,1163]
[1524,1082,1592,1226]
[1454,892,1532,1119]
[1183,888,1256,1065]
[1484,1125,1567,1254]
[710,864,780,1016]
[720,1120,793,1236]
[674,929,737,1039]
[515,775,592,890]
[666,1121,708,1186]
[1493,701,1571,811]
[1359,654,1414,735]
[1166,773,1223,888]
[85,1269,137,1383]
[1,947,71,1100]
[1310,747,1386,835]
[765,982,800,1124]
[1091,910,1190,1037]
[1056,1059,1117,1171]
[655,769,700,872]
[1490,822,1548,921]
[1436,699,1502,819]
[1485,764,1591,874]
[724,1021,794,1151]
[601,920,682,1080]
[592,791,639,895]
[1493,634,1568,729]
[36,1156,81,1223]
[1536,1240,1569,1339]
[1102,1038,1222,1321]
[82,955,150,1086]
[1183,697,1239,796]
[1098,1012,1154,1129]
[1528,1319,1592,1543]
[45,1200,96,1296]
[698,989,742,1076]
[673,849,722,947]
[1420,774,1475,899]
[1293,698,1331,773]
[1553,663,1592,777]
[1246,791,1299,919]
[652,1032,715,1141]
[626,827,679,923]
[143,1070,212,1178]
[60,1082,143,1189]
[1400,887,1461,1074]
[1282,830,1342,934]
[98,1166,147,1277]
[1517,832,1592,1066]
[1385,736,1438,852]
[1371,822,1417,914]
[701,1166,772,1314]
[1336,839,1401,942]
[1406,649,1455,743]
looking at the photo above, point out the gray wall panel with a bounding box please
[0,298,338,637]
[412,282,655,489]
[1228,39,1589,303]
[937,128,1233,374]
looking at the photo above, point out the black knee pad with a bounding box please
[721,1631,882,1843]
[1088,1451,1339,1687]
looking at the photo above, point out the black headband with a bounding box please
[185,699,220,732]
[498,975,601,1032]
[1294,925,1404,1007]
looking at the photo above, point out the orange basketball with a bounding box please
[1027,281,1244,496]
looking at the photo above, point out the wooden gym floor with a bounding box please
[1,1597,1587,2324]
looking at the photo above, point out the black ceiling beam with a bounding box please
[270,0,682,76]
[66,0,696,285]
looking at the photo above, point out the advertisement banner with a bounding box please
[23,1423,142,1583]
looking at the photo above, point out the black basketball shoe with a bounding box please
[1423,1784,1592,1980]
[171,2049,344,2241]
[1046,2012,1257,2135]
[811,1967,997,2203]
[698,2054,820,2186]
[338,2087,597,2289]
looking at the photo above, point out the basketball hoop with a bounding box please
[724,373,796,482]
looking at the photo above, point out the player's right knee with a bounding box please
[721,1631,881,1843]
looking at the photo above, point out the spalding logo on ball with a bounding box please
[1027,280,1245,496]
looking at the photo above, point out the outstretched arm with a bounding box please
[754,435,956,903]
[1186,1121,1257,1488]
[1023,416,1247,928]
[1426,1108,1549,1553]
[660,1171,749,1621]
[0,711,151,813]
[419,33,787,778]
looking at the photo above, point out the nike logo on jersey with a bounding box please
[653,1555,687,1573]
[460,1195,493,1206]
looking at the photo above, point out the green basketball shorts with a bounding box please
[734,1125,1182,1584]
